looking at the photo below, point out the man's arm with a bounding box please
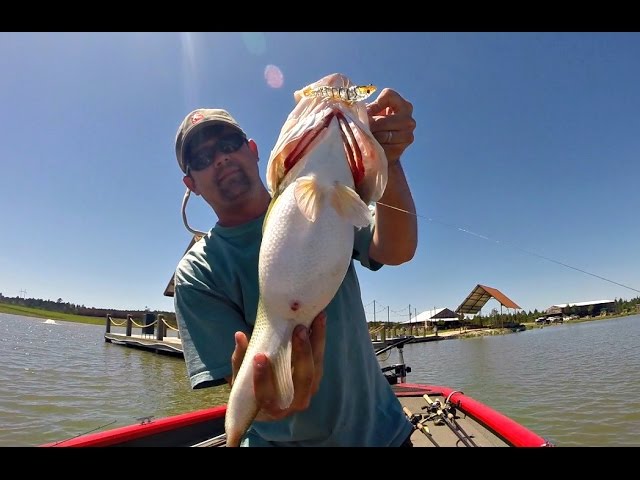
[366,88,418,265]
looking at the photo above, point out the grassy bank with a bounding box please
[0,303,107,326]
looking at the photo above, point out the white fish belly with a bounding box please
[259,184,355,323]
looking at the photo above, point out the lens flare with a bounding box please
[264,64,284,89]
[241,32,266,55]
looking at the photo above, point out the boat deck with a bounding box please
[192,385,511,447]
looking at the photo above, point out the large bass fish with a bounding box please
[225,73,388,447]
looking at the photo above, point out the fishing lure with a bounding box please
[302,84,377,104]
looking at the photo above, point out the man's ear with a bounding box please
[183,175,199,195]
[248,138,259,160]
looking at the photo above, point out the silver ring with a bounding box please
[386,131,392,143]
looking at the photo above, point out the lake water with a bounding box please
[1,312,638,446]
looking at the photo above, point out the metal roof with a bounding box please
[552,300,614,308]
[431,308,460,320]
[455,284,521,315]
[401,307,459,324]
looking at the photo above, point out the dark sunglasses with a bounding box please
[186,132,247,173]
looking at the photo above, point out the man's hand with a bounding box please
[230,311,327,421]
[366,88,416,165]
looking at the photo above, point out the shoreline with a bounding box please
[2,301,637,333]
[372,312,638,347]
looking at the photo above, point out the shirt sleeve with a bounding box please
[174,278,251,389]
[352,222,384,272]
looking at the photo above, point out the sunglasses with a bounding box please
[186,132,247,174]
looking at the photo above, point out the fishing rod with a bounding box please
[422,394,476,447]
[447,410,478,447]
[402,405,440,447]
[192,432,227,447]
[374,335,414,356]
[376,201,640,295]
[440,391,479,447]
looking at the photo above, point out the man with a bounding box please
[173,78,418,446]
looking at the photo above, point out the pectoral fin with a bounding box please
[331,184,372,228]
[294,175,325,223]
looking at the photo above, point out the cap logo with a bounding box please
[191,112,205,125]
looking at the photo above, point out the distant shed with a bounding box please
[546,300,614,317]
[456,284,521,316]
[401,307,459,325]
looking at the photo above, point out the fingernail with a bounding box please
[254,354,265,369]
[297,327,308,341]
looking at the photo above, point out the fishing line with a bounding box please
[49,420,117,446]
[376,201,640,295]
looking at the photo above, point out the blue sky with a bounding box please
[1,32,638,321]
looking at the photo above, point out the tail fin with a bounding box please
[225,359,259,447]
[224,300,296,446]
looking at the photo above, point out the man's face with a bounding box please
[184,126,260,208]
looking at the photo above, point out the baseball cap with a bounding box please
[175,108,246,173]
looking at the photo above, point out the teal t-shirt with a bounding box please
[174,213,413,446]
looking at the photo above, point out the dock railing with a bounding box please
[369,324,435,343]
[105,313,180,341]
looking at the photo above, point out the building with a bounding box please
[546,300,614,317]
[400,307,459,326]
[456,284,521,318]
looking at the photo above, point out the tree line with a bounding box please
[2,292,638,329]
[0,293,177,323]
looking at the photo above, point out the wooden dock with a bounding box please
[104,314,183,357]
[369,323,463,349]
[372,334,446,350]
[104,315,466,357]
[104,332,183,356]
